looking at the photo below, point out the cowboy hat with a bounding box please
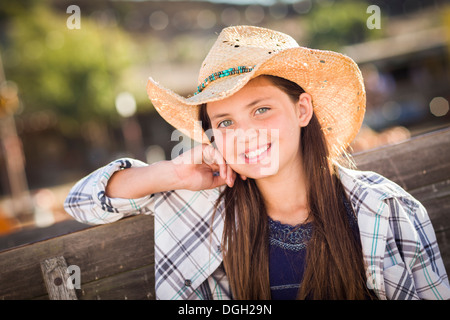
[146,25,365,157]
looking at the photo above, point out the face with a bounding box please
[206,76,313,180]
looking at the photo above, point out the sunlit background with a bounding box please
[0,0,449,249]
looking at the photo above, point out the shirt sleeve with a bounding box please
[384,195,450,300]
[410,201,450,299]
[64,158,155,225]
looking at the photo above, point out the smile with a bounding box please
[242,143,272,163]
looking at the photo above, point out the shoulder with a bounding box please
[337,165,434,254]
[338,167,429,225]
[337,165,425,219]
[337,165,416,201]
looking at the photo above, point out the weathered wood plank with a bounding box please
[353,127,450,192]
[0,128,449,300]
[435,229,450,275]
[0,220,91,252]
[352,127,450,274]
[411,179,450,204]
[40,256,78,300]
[416,193,450,233]
[0,214,153,299]
[77,266,155,300]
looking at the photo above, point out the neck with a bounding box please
[255,155,310,226]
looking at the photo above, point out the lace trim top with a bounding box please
[268,218,313,252]
[268,195,359,300]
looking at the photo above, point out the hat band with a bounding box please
[195,65,255,95]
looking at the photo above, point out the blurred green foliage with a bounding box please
[0,2,139,135]
[0,0,387,137]
[304,0,385,50]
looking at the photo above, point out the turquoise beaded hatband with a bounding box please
[146,26,366,156]
[195,65,256,95]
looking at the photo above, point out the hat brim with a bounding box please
[146,47,365,157]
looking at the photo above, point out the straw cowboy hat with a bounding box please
[146,25,365,156]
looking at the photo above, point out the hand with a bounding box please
[171,144,238,191]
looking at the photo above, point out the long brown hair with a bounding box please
[200,75,372,300]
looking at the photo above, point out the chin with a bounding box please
[254,167,280,180]
[234,163,280,180]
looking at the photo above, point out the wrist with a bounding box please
[162,160,188,190]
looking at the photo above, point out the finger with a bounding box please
[212,147,225,165]
[211,174,227,189]
[211,157,225,180]
[226,165,233,187]
[209,147,227,179]
[209,163,220,173]
[228,167,235,186]
[202,146,223,180]
[207,157,225,181]
[230,167,237,187]
[203,145,215,165]
[240,174,247,181]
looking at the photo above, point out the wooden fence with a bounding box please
[0,127,449,300]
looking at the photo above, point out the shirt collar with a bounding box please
[337,165,398,219]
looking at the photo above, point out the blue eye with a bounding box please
[255,107,269,114]
[218,119,233,128]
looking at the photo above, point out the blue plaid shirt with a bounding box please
[64,158,450,300]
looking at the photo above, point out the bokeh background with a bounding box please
[0,0,449,250]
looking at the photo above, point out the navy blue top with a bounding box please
[268,195,359,300]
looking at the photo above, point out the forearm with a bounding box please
[105,160,182,199]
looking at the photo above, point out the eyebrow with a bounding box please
[210,97,271,122]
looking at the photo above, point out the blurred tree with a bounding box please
[0,2,138,136]
[303,0,385,51]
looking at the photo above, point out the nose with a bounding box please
[235,127,258,143]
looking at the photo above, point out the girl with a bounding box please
[64,26,449,300]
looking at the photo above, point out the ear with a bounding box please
[296,92,314,127]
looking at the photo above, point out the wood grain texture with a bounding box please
[0,214,154,299]
[353,128,450,193]
[353,127,450,273]
[40,256,77,300]
[0,128,449,299]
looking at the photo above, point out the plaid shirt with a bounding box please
[64,158,450,300]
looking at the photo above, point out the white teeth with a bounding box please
[244,144,269,159]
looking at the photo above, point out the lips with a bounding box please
[242,143,272,163]
[244,144,270,158]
